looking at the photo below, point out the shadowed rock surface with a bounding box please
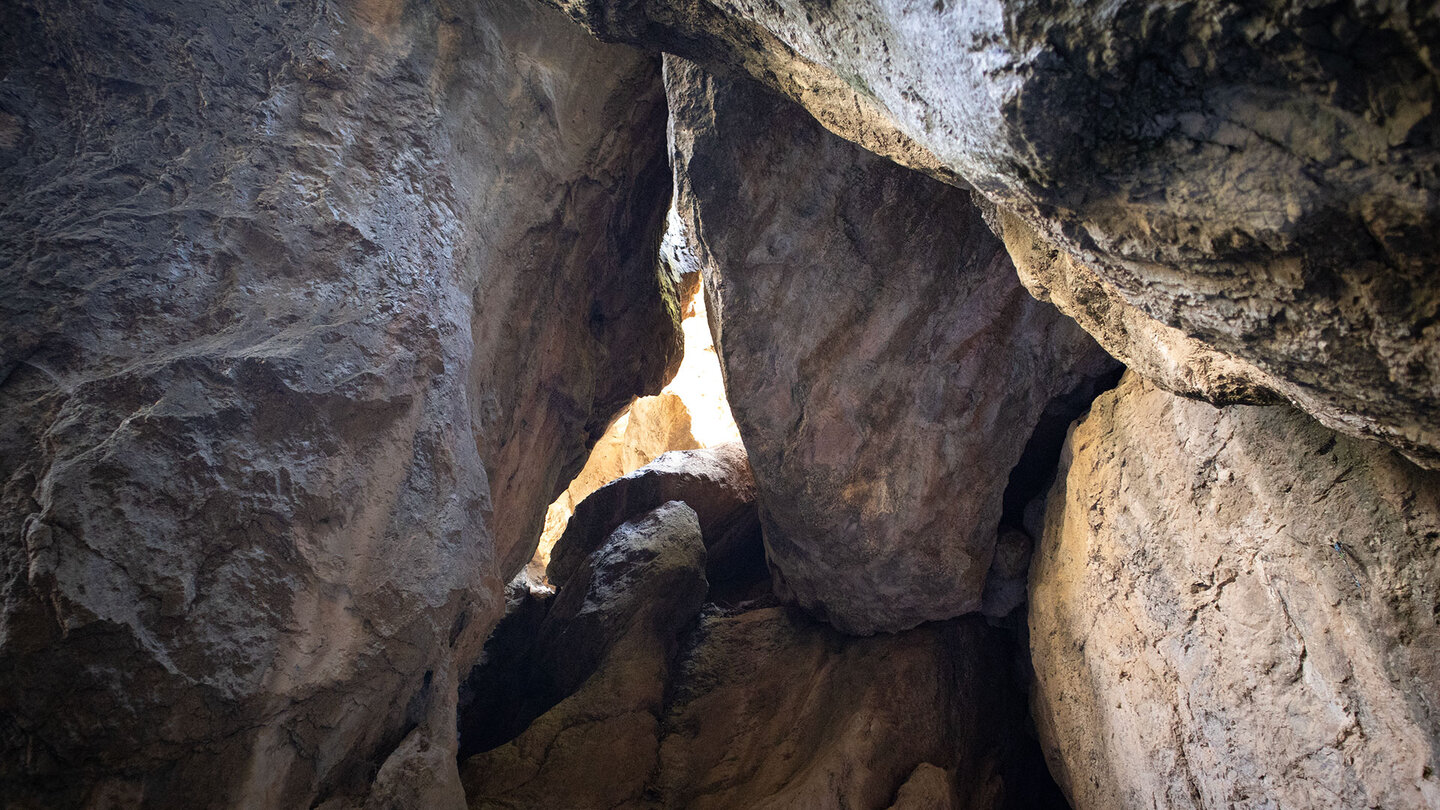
[548,441,758,589]
[460,501,709,810]
[1030,373,1440,809]
[540,0,1440,469]
[0,0,677,805]
[461,472,1062,810]
[666,57,1118,633]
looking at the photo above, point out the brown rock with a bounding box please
[666,57,1118,633]
[547,441,758,588]
[460,501,709,810]
[887,763,958,810]
[462,601,1056,810]
[530,392,701,579]
[0,0,677,805]
[1030,373,1440,809]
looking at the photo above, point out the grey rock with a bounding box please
[1030,373,1440,809]
[542,0,1440,468]
[0,0,677,805]
[666,58,1118,633]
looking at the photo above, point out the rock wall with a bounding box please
[1030,373,1440,809]
[540,0,1440,469]
[0,0,677,806]
[461,449,1061,809]
[666,57,1117,633]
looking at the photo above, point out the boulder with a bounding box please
[540,0,1440,468]
[548,441,759,587]
[666,57,1118,633]
[460,547,1059,807]
[1030,373,1440,809]
[530,392,701,579]
[0,0,677,805]
[459,501,709,810]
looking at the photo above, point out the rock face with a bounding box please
[461,454,1061,810]
[548,441,760,592]
[666,57,1117,633]
[543,0,1440,468]
[0,0,677,806]
[1030,373,1440,809]
[460,501,709,809]
[531,392,700,579]
[997,211,1283,407]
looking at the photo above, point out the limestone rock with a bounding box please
[461,591,1059,810]
[459,501,709,810]
[1030,373,1440,809]
[652,608,1044,810]
[530,392,701,579]
[666,58,1118,633]
[0,0,677,805]
[998,211,1283,407]
[543,0,1440,467]
[887,763,958,810]
[547,441,758,587]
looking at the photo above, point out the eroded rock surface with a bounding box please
[0,0,676,805]
[461,475,1061,810]
[460,501,709,810]
[531,392,700,579]
[548,441,759,589]
[667,57,1117,633]
[1030,373,1440,809]
[543,0,1440,468]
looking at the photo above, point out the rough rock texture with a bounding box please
[548,441,758,588]
[1030,373,1440,809]
[462,494,1061,810]
[530,392,700,579]
[997,211,1283,407]
[667,58,1118,633]
[0,0,677,806]
[543,0,1440,468]
[460,501,709,810]
[652,608,1055,810]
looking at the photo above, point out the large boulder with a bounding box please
[1030,373,1440,809]
[548,441,759,588]
[460,501,710,810]
[462,516,1060,810]
[667,57,1117,633]
[0,0,677,805]
[541,0,1440,469]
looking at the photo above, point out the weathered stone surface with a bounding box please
[457,515,1059,807]
[530,392,700,579]
[667,58,1117,633]
[543,0,1440,468]
[0,0,676,805]
[1030,373,1440,809]
[998,211,1283,407]
[459,501,708,810]
[653,608,1053,810]
[547,441,758,587]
